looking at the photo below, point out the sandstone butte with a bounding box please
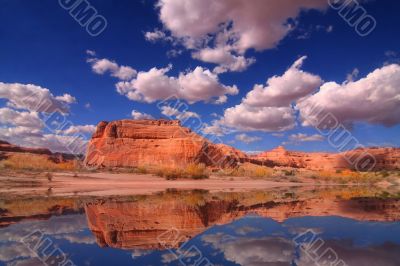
[85,119,245,169]
[85,119,400,171]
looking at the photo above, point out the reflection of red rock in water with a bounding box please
[84,194,400,250]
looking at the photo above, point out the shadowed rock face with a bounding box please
[85,119,245,168]
[0,140,52,155]
[0,140,79,163]
[84,193,400,250]
[253,146,400,171]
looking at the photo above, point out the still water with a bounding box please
[1,187,400,266]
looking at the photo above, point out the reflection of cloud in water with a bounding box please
[0,214,88,242]
[54,234,96,245]
[0,242,32,262]
[202,233,295,266]
[202,230,400,266]
[234,225,262,235]
[296,240,400,266]
[131,250,151,259]
[161,250,201,264]
[0,214,88,264]
[8,257,43,266]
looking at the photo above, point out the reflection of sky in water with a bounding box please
[1,214,400,266]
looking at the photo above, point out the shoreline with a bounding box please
[0,171,373,197]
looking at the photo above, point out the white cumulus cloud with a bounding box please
[152,0,327,72]
[298,63,400,128]
[131,110,154,120]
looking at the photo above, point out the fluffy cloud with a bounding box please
[60,125,97,135]
[235,133,262,144]
[144,29,167,42]
[0,108,43,129]
[223,105,296,132]
[288,133,324,143]
[153,0,327,71]
[116,65,238,103]
[0,82,74,113]
[161,106,200,120]
[208,57,321,133]
[202,121,228,137]
[0,79,93,153]
[131,110,154,120]
[87,53,137,81]
[55,93,77,104]
[192,47,256,73]
[297,63,400,127]
[243,56,322,107]
[87,51,238,104]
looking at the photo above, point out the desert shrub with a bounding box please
[45,172,53,182]
[221,163,273,178]
[184,163,208,179]
[0,153,76,171]
[288,176,301,183]
[155,163,209,180]
[381,171,390,177]
[283,170,295,176]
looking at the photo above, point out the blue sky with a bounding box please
[0,0,399,153]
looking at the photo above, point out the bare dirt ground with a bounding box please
[0,171,342,197]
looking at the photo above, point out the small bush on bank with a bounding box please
[155,163,209,180]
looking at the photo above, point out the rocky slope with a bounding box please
[85,119,245,168]
[254,146,400,171]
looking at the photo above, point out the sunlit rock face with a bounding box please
[254,146,400,171]
[84,191,400,250]
[85,119,246,168]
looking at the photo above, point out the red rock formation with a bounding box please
[253,146,400,171]
[85,120,399,171]
[85,120,245,168]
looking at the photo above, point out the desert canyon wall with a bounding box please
[85,119,400,171]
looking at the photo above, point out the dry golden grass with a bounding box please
[156,163,209,180]
[220,163,274,178]
[311,169,385,184]
[0,153,77,171]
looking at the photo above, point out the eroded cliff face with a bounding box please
[85,120,245,168]
[254,146,400,171]
[84,192,400,250]
[85,119,399,171]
